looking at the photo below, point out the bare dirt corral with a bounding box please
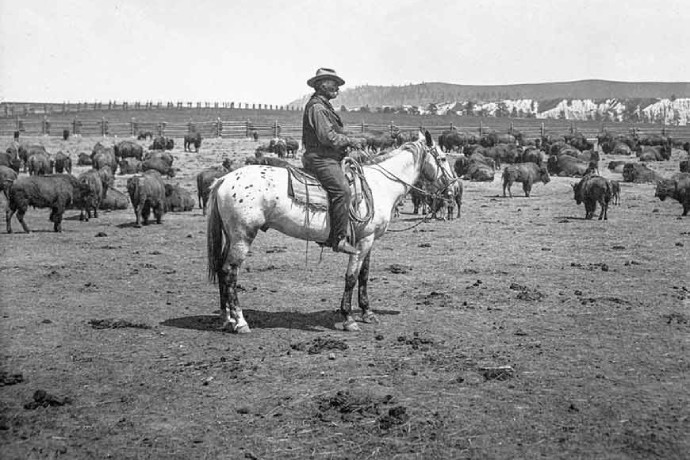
[1,136,689,460]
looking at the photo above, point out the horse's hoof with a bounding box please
[342,319,361,332]
[361,312,380,324]
[235,324,251,334]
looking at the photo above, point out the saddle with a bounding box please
[285,159,373,224]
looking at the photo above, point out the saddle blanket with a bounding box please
[286,165,362,212]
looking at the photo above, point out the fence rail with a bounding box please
[2,113,690,142]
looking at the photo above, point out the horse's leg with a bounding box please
[358,251,379,325]
[339,239,375,331]
[218,264,250,333]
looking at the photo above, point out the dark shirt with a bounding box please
[302,94,351,161]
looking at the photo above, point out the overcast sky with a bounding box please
[1,0,689,106]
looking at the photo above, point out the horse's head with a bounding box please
[418,130,456,194]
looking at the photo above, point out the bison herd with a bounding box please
[0,134,235,232]
[1,127,689,233]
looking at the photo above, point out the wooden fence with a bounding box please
[2,114,690,143]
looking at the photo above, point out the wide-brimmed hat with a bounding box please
[307,68,345,88]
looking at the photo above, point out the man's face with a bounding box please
[319,79,341,100]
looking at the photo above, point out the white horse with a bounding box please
[207,131,456,333]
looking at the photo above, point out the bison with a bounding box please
[196,166,231,215]
[572,175,612,220]
[184,132,202,153]
[100,187,129,210]
[54,152,72,174]
[92,148,118,175]
[126,170,166,227]
[27,152,53,176]
[142,158,176,178]
[655,173,690,216]
[77,152,93,166]
[6,174,95,233]
[151,136,174,151]
[0,151,21,173]
[502,163,551,198]
[0,165,18,194]
[18,144,48,172]
[119,158,143,175]
[78,169,113,221]
[164,183,195,212]
[114,140,144,161]
[547,155,589,177]
[622,163,663,183]
[638,145,671,162]
[680,160,689,173]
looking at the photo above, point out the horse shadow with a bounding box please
[161,308,400,333]
[554,215,588,221]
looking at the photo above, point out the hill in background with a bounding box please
[290,80,690,108]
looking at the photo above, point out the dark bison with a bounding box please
[638,145,671,162]
[622,163,663,183]
[502,163,551,198]
[184,132,202,153]
[519,147,545,166]
[607,160,629,174]
[137,131,154,141]
[77,152,92,166]
[680,160,689,173]
[6,174,95,233]
[270,138,287,158]
[655,173,690,216]
[54,152,72,174]
[151,136,174,151]
[78,169,113,221]
[100,187,129,210]
[572,175,612,220]
[0,165,18,194]
[196,166,231,215]
[142,158,176,178]
[164,183,195,212]
[18,144,48,172]
[547,155,589,177]
[454,155,494,182]
[114,140,144,161]
[27,152,53,176]
[430,180,463,220]
[0,151,21,173]
[564,132,594,151]
[285,137,299,157]
[126,170,167,227]
[119,158,143,175]
[143,150,174,166]
[92,148,118,175]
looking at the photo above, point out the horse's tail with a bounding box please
[206,177,226,284]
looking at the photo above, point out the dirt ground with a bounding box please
[1,136,689,459]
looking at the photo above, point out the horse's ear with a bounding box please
[424,130,433,147]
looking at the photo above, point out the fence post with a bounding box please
[130,117,137,137]
[157,122,166,137]
[509,122,514,134]
[449,122,454,131]
[361,121,365,133]
[540,122,545,138]
[273,120,280,137]
[216,117,222,137]
[569,122,574,134]
[479,120,483,136]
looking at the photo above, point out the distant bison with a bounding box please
[114,140,144,161]
[164,183,195,212]
[502,163,550,198]
[54,152,72,174]
[152,136,174,151]
[184,132,202,153]
[126,170,166,227]
[572,175,612,220]
[622,163,663,183]
[142,158,176,178]
[78,169,113,221]
[100,187,129,210]
[655,173,690,216]
[77,152,92,166]
[547,155,589,177]
[119,158,143,175]
[6,174,95,233]
[28,152,53,176]
[196,166,231,215]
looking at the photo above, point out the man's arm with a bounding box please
[311,106,353,150]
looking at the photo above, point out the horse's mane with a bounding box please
[364,139,424,165]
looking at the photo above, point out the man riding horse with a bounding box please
[302,68,363,255]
